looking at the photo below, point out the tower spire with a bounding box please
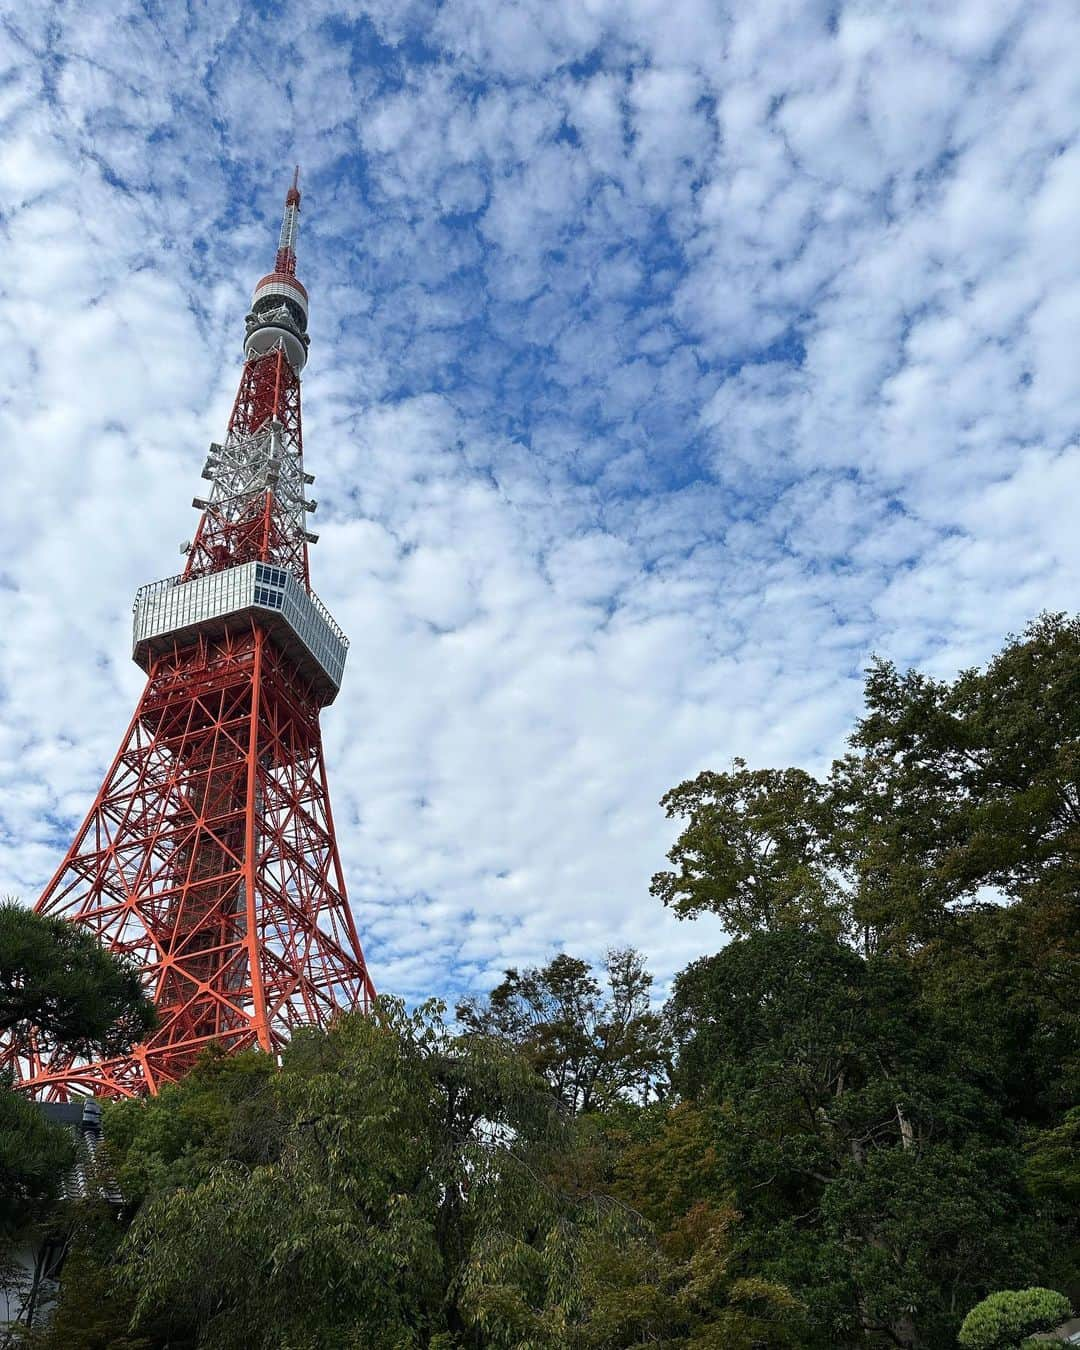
[1,175,375,1101]
[276,165,301,276]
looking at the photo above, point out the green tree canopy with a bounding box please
[0,1091,76,1244]
[456,948,668,1113]
[0,904,156,1210]
[34,1001,791,1350]
[653,613,1080,958]
[0,901,157,1331]
[832,612,1080,952]
[0,901,155,1060]
[111,1000,590,1347]
[668,928,1047,1348]
[650,761,842,938]
[957,1287,1072,1350]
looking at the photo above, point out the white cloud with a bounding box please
[0,0,1077,1007]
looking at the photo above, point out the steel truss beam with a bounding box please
[8,628,374,1100]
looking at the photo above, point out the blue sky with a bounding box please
[0,0,1078,1001]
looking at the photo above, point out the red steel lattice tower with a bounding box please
[5,170,375,1100]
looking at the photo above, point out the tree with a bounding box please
[590,1101,806,1347]
[0,1092,75,1243]
[0,902,156,1338]
[9,1239,153,1350]
[456,948,668,1113]
[1025,1107,1080,1207]
[653,613,1080,964]
[1021,1107,1080,1302]
[850,614,1080,909]
[460,1193,802,1350]
[647,617,1080,1343]
[957,1287,1072,1350]
[14,1052,279,1350]
[104,1047,277,1207]
[650,761,843,938]
[837,616,1080,1113]
[107,1001,576,1347]
[41,1001,795,1350]
[668,928,1047,1348]
[0,901,155,1060]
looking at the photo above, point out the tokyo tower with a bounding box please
[5,170,375,1100]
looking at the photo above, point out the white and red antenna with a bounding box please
[275,164,301,276]
[248,165,309,374]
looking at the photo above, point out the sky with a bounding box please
[0,0,1078,1004]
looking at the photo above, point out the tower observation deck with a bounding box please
[2,169,376,1100]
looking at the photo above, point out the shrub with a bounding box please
[958,1287,1071,1349]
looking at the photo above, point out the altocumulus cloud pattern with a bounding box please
[0,0,1078,1001]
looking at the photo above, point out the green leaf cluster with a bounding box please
[0,900,156,1060]
[957,1287,1073,1349]
[0,899,156,1289]
[456,948,669,1113]
[646,614,1080,1346]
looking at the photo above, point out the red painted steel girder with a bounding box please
[5,628,374,1100]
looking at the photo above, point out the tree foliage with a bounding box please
[39,1003,789,1350]
[0,1092,75,1244]
[655,614,1080,957]
[668,928,1046,1348]
[851,613,1080,913]
[456,948,668,1113]
[116,1000,567,1348]
[650,762,842,938]
[0,901,156,1273]
[647,615,1080,1346]
[957,1287,1072,1350]
[0,901,155,1059]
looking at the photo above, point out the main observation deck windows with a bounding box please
[132,561,348,703]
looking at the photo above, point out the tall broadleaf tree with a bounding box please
[668,928,1048,1349]
[456,948,669,1114]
